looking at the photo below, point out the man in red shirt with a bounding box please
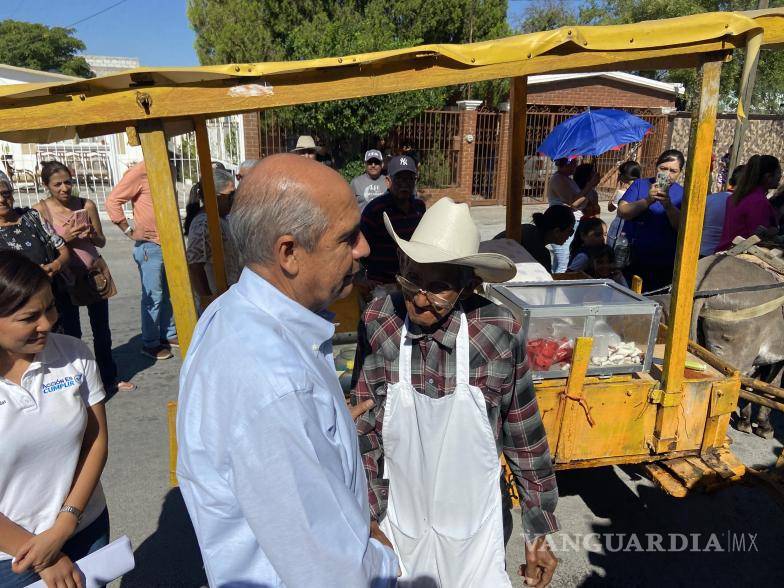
[105,161,177,360]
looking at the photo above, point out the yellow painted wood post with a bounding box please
[504,76,527,242]
[631,275,643,294]
[167,401,178,487]
[137,120,198,356]
[193,116,228,294]
[555,337,594,463]
[654,57,722,453]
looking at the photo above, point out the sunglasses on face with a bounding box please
[367,160,382,166]
[396,274,460,312]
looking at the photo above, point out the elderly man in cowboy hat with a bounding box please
[350,197,559,587]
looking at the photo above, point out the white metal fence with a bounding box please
[1,115,244,213]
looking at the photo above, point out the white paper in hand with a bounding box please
[26,536,135,588]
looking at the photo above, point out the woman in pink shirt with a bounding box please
[35,161,134,395]
[717,154,781,251]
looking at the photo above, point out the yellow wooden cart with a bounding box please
[1,9,783,493]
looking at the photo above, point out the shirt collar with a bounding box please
[405,305,462,351]
[235,267,336,349]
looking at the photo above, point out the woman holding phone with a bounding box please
[35,161,133,395]
[617,149,685,292]
[0,251,109,588]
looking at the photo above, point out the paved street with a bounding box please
[89,206,784,587]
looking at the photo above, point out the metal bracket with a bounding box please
[649,387,682,407]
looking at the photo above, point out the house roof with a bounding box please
[0,63,80,85]
[528,71,685,95]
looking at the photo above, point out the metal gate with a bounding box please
[522,106,670,203]
[387,110,461,188]
[472,111,503,201]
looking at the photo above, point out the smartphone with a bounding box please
[655,171,671,192]
[69,208,90,228]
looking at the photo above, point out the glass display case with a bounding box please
[487,279,661,379]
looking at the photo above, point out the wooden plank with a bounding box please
[655,57,722,452]
[138,120,198,355]
[555,337,594,463]
[554,449,698,470]
[0,46,734,138]
[504,77,527,242]
[644,463,689,497]
[728,234,761,253]
[630,275,643,294]
[167,401,178,488]
[193,116,228,294]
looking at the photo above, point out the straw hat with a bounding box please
[291,135,317,152]
[384,197,516,283]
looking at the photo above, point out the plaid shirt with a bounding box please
[350,293,559,539]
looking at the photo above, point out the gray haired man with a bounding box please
[235,159,259,183]
[177,154,399,586]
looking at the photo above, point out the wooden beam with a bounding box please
[193,116,228,294]
[505,76,527,242]
[0,47,734,139]
[138,120,198,356]
[654,57,722,452]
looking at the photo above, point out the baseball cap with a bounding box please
[364,149,383,162]
[387,155,417,177]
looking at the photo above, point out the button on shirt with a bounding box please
[351,293,559,539]
[0,334,106,561]
[177,269,398,587]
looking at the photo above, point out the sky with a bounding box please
[6,0,535,68]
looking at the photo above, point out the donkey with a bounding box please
[653,254,784,438]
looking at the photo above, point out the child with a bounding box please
[568,217,607,272]
[586,245,628,286]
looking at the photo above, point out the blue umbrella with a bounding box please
[537,108,652,161]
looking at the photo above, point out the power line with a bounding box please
[65,0,129,28]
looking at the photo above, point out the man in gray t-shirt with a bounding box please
[351,149,387,208]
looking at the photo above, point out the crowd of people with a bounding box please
[0,130,782,587]
[512,149,784,293]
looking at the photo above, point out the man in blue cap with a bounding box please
[351,149,387,208]
[359,154,425,291]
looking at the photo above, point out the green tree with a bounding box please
[187,0,510,161]
[577,0,784,112]
[0,20,94,78]
[515,0,579,34]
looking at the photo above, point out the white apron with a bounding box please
[379,314,512,587]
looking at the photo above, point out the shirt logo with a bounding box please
[0,399,6,406]
[42,374,83,395]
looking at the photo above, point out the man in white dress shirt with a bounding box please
[177,154,398,586]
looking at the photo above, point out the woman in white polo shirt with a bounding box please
[0,251,109,588]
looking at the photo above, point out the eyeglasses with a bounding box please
[396,274,461,312]
[366,160,382,166]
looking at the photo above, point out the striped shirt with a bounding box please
[360,191,426,283]
[350,293,559,540]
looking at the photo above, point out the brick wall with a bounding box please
[529,77,675,109]
[242,112,261,160]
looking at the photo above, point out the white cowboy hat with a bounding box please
[384,197,516,283]
[291,135,317,152]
